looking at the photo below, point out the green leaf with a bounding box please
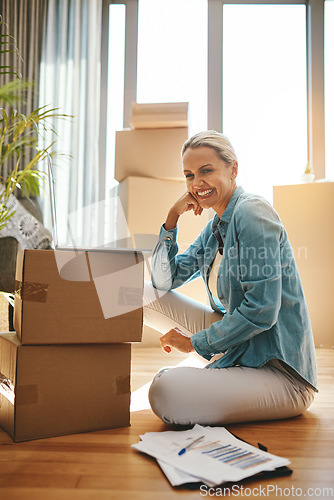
[0,79,32,106]
[0,15,72,222]
[0,202,15,230]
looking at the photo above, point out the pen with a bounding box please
[178,435,205,456]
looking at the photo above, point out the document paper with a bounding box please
[132,424,290,486]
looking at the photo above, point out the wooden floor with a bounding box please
[0,347,333,500]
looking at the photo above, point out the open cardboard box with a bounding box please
[0,332,131,442]
[14,249,144,345]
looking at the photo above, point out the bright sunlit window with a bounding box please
[104,1,326,203]
[106,4,126,195]
[137,0,207,136]
[325,0,334,180]
[223,4,308,202]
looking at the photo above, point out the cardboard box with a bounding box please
[116,176,211,303]
[14,249,144,345]
[273,182,334,348]
[0,332,131,442]
[0,294,9,332]
[114,127,188,182]
[130,102,188,129]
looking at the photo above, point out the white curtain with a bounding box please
[39,0,102,246]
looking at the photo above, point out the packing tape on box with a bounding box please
[8,375,130,406]
[15,280,48,303]
[116,375,130,395]
[15,385,38,405]
[13,378,129,406]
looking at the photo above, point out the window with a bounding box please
[102,0,327,202]
[222,4,307,201]
[325,0,334,180]
[106,4,126,195]
[137,0,208,135]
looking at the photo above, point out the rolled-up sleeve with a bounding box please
[151,225,179,290]
[151,224,205,291]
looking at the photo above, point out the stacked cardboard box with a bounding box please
[273,182,334,348]
[129,102,189,130]
[115,102,189,183]
[115,103,210,304]
[0,294,9,331]
[0,248,144,442]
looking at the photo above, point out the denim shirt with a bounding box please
[151,186,318,391]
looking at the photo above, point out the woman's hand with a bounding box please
[160,327,195,354]
[164,192,203,230]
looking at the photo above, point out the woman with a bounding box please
[144,130,317,426]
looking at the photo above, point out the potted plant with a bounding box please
[0,15,68,230]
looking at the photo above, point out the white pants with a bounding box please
[144,282,315,426]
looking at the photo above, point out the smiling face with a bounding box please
[182,146,238,218]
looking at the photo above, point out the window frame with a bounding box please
[100,0,325,182]
[209,0,325,180]
[99,0,138,205]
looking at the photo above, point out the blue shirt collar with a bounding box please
[212,186,245,228]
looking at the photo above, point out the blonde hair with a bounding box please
[182,130,238,165]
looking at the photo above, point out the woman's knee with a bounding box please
[149,370,176,423]
[148,368,196,424]
[148,365,316,427]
